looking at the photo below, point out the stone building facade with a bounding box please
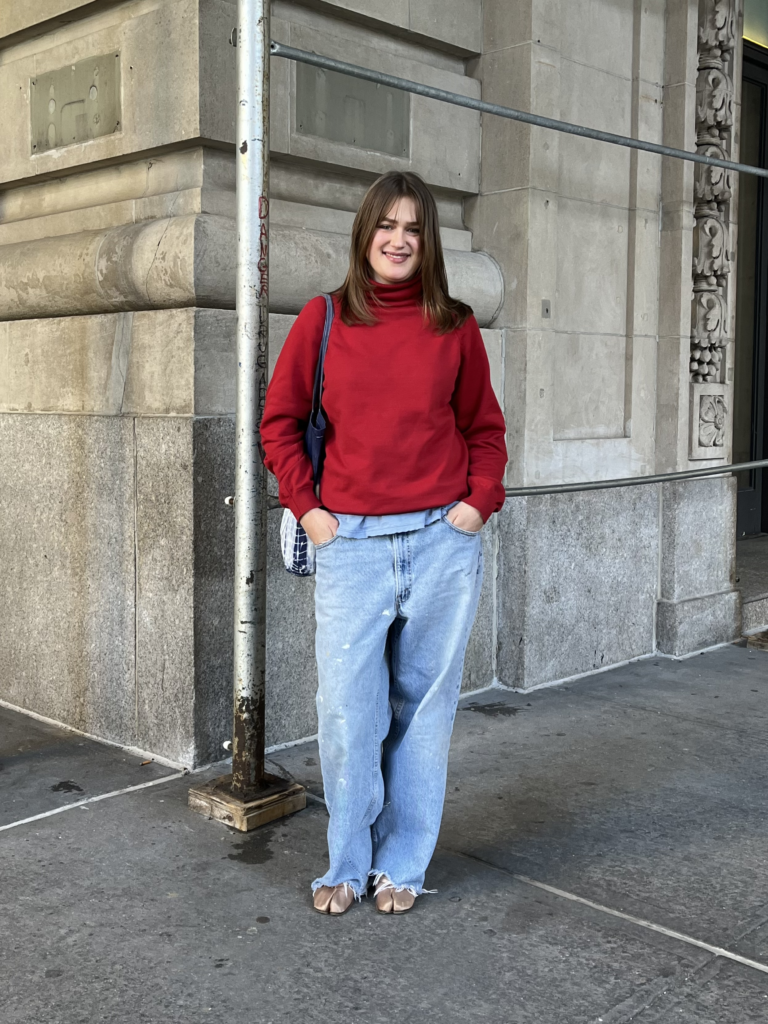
[0,0,759,767]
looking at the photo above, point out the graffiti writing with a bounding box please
[258,196,269,299]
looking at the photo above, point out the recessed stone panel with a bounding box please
[554,197,629,336]
[295,63,409,158]
[552,334,627,441]
[31,53,121,155]
[557,59,631,209]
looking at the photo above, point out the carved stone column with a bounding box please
[689,0,737,458]
[654,0,742,655]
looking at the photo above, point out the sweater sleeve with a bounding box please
[450,316,508,521]
[260,296,327,522]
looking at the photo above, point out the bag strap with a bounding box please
[311,294,334,419]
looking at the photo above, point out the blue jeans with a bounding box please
[311,513,484,897]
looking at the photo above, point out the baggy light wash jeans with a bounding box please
[311,512,484,898]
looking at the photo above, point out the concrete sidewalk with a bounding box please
[2,642,768,1024]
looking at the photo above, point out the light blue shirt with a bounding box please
[330,502,459,539]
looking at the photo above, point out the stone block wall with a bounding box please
[0,0,505,765]
[468,0,743,683]
[0,0,749,766]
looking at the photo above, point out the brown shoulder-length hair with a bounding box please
[334,171,472,335]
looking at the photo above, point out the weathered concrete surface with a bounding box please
[743,597,768,635]
[657,591,742,658]
[2,643,768,1023]
[0,309,228,417]
[738,535,768,633]
[657,478,742,656]
[0,705,175,828]
[0,415,137,744]
[497,485,659,689]
[438,643,768,946]
[0,145,469,247]
[736,535,768,604]
[0,413,236,766]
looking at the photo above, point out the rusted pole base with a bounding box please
[188,773,306,832]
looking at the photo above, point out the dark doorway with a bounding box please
[735,42,768,537]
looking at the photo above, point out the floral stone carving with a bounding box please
[699,394,727,447]
[690,0,739,459]
[690,383,729,459]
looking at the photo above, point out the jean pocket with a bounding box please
[315,532,340,550]
[441,514,482,538]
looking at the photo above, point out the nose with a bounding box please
[389,226,407,249]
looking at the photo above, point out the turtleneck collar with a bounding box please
[369,272,423,309]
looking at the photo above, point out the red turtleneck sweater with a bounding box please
[261,276,508,523]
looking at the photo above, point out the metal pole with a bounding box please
[231,0,270,800]
[270,42,768,182]
[189,0,304,828]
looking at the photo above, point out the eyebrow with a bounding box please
[379,217,420,227]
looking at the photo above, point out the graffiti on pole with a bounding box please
[258,196,269,299]
[256,195,270,448]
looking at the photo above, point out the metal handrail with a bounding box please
[262,459,768,508]
[270,42,768,182]
[504,459,768,497]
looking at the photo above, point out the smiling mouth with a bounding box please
[382,252,410,262]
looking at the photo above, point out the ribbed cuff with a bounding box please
[290,488,322,524]
[465,480,503,523]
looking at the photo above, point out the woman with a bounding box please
[261,170,507,915]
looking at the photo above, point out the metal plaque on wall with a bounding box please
[31,53,122,155]
[295,63,409,158]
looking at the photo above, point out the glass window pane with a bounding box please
[744,0,768,49]
[734,79,763,489]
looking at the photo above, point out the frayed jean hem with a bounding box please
[311,878,367,900]
[369,870,436,899]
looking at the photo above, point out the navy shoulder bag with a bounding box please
[280,293,334,576]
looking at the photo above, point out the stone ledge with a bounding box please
[656,590,742,657]
[0,215,503,325]
[0,1,117,46]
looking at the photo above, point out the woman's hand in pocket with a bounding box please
[446,501,484,533]
[300,508,339,546]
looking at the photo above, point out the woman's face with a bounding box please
[366,197,422,284]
